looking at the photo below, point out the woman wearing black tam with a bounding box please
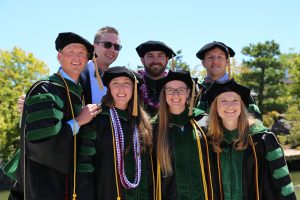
[153,70,214,200]
[88,66,154,200]
[205,79,296,200]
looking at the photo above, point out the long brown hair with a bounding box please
[157,88,172,176]
[102,86,152,151]
[207,95,252,153]
[156,84,190,176]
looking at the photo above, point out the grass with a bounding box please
[0,190,9,200]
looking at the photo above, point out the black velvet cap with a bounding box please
[205,79,250,106]
[102,66,144,86]
[196,41,235,60]
[157,70,193,94]
[136,40,176,59]
[55,32,94,60]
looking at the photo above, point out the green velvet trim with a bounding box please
[123,123,150,200]
[248,104,261,114]
[249,120,268,135]
[78,146,96,156]
[78,131,97,140]
[281,182,295,196]
[26,93,64,108]
[77,163,95,173]
[169,108,190,126]
[99,106,130,121]
[2,149,20,180]
[49,74,83,97]
[266,148,283,161]
[220,147,244,200]
[26,108,63,123]
[74,103,82,116]
[273,165,289,179]
[26,121,62,141]
[222,129,239,144]
[171,123,205,199]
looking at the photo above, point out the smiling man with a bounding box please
[136,40,176,116]
[7,32,101,200]
[80,26,122,104]
[195,41,261,119]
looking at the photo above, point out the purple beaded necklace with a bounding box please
[110,107,141,189]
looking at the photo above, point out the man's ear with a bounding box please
[57,52,62,64]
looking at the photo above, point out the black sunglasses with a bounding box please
[96,41,122,51]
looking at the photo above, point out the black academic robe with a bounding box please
[195,80,262,119]
[139,74,166,117]
[209,120,296,200]
[9,74,83,200]
[80,65,93,104]
[153,108,212,200]
[92,106,153,200]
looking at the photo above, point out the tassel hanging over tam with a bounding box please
[93,54,104,90]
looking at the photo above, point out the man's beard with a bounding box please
[144,63,167,78]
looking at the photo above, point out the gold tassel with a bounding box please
[132,76,138,116]
[189,80,196,116]
[93,55,104,90]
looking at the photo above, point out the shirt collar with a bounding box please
[59,67,77,84]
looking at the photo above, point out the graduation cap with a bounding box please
[55,32,94,60]
[136,40,176,59]
[157,70,196,116]
[205,79,250,107]
[196,41,235,60]
[102,66,144,116]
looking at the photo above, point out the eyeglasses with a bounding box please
[96,41,122,51]
[165,87,188,95]
[204,55,226,62]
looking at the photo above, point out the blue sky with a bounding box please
[1,0,299,74]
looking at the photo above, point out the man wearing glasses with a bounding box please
[136,40,176,116]
[17,26,121,112]
[80,26,122,104]
[195,41,261,119]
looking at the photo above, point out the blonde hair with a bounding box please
[207,95,252,153]
[94,26,119,43]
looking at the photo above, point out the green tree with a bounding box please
[0,47,49,162]
[172,50,190,71]
[240,40,287,114]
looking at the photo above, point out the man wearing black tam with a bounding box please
[6,32,101,200]
[194,41,261,119]
[136,40,176,116]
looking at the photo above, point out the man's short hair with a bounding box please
[94,26,119,43]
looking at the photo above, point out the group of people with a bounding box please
[3,26,296,200]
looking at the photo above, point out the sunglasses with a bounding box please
[96,41,122,51]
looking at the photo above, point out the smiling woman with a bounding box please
[205,79,297,200]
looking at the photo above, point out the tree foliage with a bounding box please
[240,40,287,114]
[0,47,49,162]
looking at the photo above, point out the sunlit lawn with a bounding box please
[0,190,9,200]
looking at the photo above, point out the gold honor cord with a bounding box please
[155,162,161,200]
[150,153,156,199]
[249,136,260,200]
[192,119,214,200]
[93,56,104,90]
[56,73,78,200]
[190,120,208,200]
[110,118,121,200]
